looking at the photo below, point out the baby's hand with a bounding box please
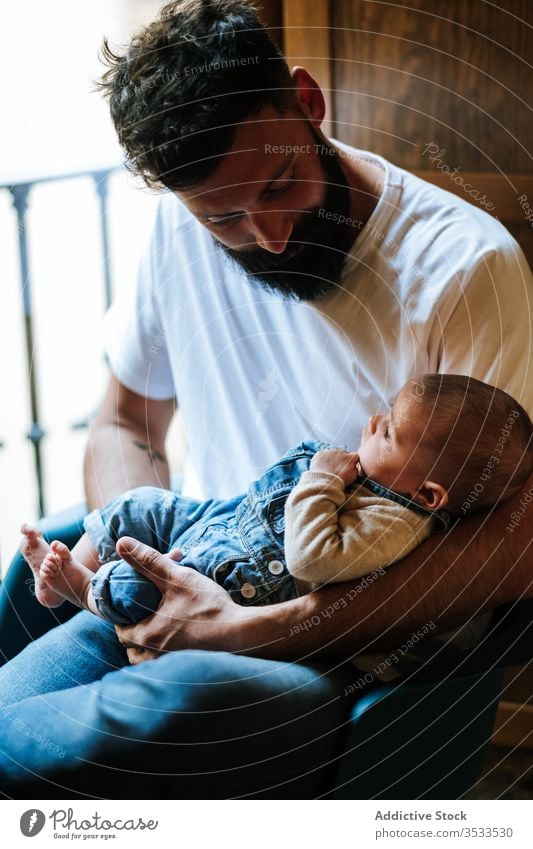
[310,449,361,486]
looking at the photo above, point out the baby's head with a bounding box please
[358,374,533,516]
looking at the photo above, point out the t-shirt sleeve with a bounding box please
[102,200,176,400]
[436,238,533,417]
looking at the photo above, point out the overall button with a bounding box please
[267,559,284,576]
[240,582,257,599]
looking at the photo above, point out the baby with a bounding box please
[21,374,533,626]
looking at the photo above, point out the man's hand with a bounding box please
[310,449,360,485]
[114,537,247,664]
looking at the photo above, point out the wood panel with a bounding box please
[493,702,533,749]
[329,0,533,264]
[278,2,533,263]
[283,0,333,135]
[331,0,533,172]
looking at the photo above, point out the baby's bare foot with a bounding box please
[20,524,65,607]
[40,540,94,611]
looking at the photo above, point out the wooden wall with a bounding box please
[330,0,531,170]
[275,0,533,265]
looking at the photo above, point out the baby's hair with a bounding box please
[408,374,533,515]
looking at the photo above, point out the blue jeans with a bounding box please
[86,440,335,624]
[0,460,357,798]
[0,611,357,798]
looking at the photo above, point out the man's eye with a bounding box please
[264,167,295,198]
[206,166,296,226]
[384,424,391,439]
[266,176,292,196]
[206,212,244,227]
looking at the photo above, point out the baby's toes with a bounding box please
[41,554,60,578]
[50,540,72,562]
[20,523,40,543]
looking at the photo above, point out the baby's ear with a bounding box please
[415,480,448,511]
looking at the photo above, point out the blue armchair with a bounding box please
[1,504,526,798]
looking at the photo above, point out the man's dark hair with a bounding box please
[97,0,296,191]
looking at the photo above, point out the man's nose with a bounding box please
[368,415,379,434]
[249,211,293,254]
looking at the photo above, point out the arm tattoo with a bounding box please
[133,439,166,464]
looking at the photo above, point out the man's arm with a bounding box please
[83,375,176,510]
[114,467,533,663]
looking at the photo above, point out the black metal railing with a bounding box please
[2,166,120,517]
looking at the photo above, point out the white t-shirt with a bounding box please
[104,141,533,499]
[103,140,533,671]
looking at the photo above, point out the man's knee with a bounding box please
[99,650,343,742]
[107,649,249,715]
[95,649,284,743]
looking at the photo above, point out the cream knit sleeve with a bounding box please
[284,470,432,584]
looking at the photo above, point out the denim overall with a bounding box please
[88,440,333,624]
[87,440,451,625]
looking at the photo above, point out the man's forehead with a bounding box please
[180,147,275,210]
[179,105,301,212]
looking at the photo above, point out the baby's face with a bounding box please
[357,384,427,493]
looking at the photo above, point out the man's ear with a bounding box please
[414,480,449,511]
[290,66,326,126]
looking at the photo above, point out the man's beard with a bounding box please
[213,133,356,301]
